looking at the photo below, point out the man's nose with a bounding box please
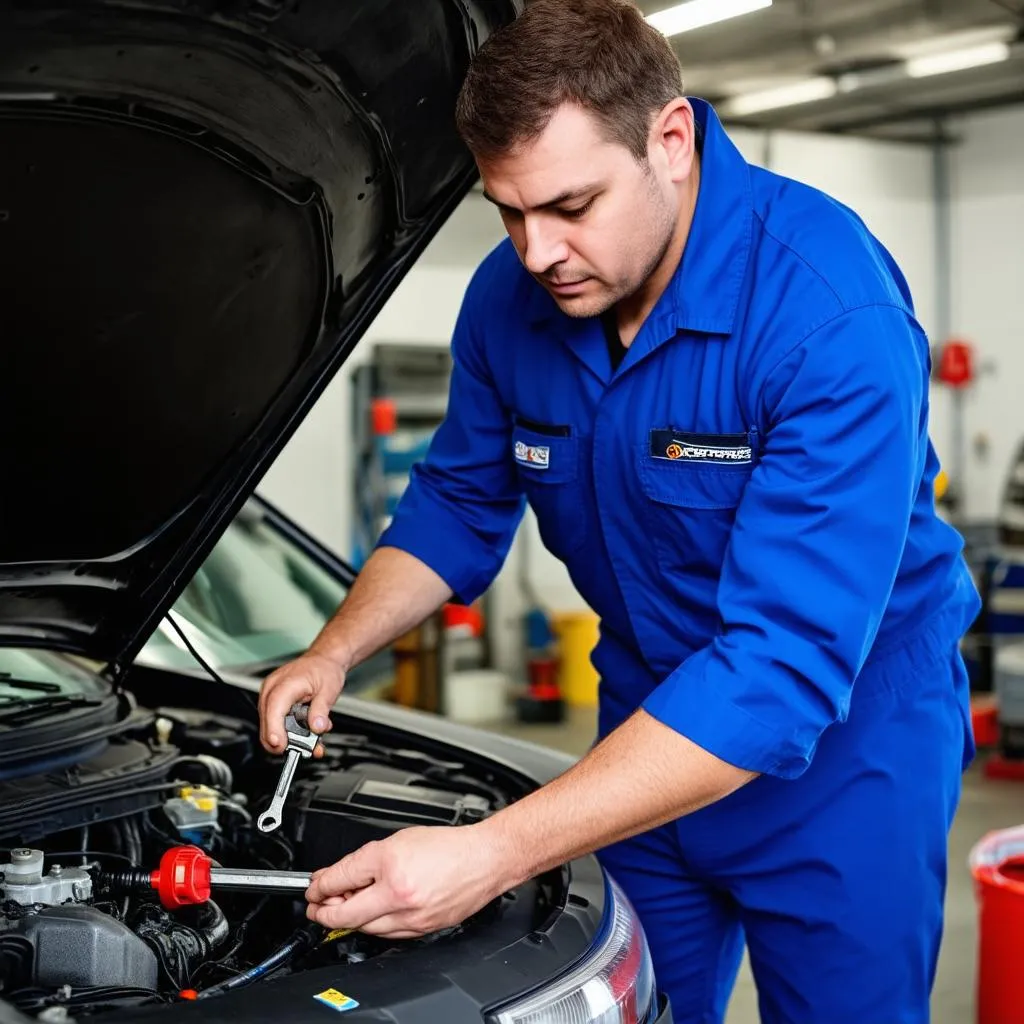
[522,215,569,276]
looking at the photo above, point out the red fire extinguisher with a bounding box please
[936,339,974,388]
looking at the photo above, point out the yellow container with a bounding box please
[553,611,600,707]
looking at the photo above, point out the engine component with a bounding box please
[132,902,229,989]
[1,904,158,990]
[194,923,320,1001]
[163,785,221,847]
[295,763,491,868]
[1,849,92,906]
[154,708,253,779]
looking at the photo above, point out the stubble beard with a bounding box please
[553,191,677,321]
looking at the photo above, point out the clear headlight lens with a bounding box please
[491,874,657,1024]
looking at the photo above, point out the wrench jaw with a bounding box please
[257,703,320,835]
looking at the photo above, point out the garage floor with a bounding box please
[490,706,1022,1024]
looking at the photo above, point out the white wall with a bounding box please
[258,264,480,556]
[949,105,1024,521]
[258,110,1022,677]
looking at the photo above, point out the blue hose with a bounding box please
[195,925,319,999]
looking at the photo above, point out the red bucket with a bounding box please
[971,826,1024,1023]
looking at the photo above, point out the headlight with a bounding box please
[490,874,657,1024]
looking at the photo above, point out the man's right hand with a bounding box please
[258,651,347,756]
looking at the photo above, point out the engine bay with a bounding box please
[0,696,526,1019]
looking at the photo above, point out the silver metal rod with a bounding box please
[209,867,312,894]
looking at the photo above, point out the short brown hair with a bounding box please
[455,0,684,163]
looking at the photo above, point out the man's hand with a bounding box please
[304,825,509,939]
[258,652,347,756]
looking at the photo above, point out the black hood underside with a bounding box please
[0,0,520,666]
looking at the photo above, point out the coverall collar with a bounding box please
[526,99,753,383]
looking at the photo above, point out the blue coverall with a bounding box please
[378,99,981,1023]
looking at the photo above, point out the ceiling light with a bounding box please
[719,77,837,116]
[905,41,1011,78]
[893,24,1017,61]
[646,0,772,38]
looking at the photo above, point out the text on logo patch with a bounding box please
[650,429,753,465]
[514,440,550,469]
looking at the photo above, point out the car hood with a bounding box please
[0,0,518,667]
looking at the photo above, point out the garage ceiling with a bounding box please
[639,0,1024,140]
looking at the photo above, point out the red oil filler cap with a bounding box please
[151,845,211,909]
[971,825,1024,1023]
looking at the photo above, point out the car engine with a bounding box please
[0,702,511,1018]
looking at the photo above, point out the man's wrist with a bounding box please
[307,639,354,676]
[475,810,536,892]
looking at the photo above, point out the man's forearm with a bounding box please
[482,709,759,888]
[310,546,453,671]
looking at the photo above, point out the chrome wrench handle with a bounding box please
[257,703,319,834]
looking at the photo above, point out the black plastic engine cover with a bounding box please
[293,764,491,869]
[4,904,158,990]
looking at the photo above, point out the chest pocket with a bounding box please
[512,418,588,559]
[637,429,759,581]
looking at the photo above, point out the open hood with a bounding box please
[0,0,519,667]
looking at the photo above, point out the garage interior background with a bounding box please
[258,0,1024,687]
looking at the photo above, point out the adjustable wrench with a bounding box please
[257,703,319,834]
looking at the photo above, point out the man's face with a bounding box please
[477,103,679,319]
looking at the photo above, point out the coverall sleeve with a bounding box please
[374,267,526,605]
[642,303,930,779]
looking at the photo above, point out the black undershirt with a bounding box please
[601,311,627,372]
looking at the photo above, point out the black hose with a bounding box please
[132,901,231,991]
[195,924,320,1000]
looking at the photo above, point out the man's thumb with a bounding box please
[309,692,334,734]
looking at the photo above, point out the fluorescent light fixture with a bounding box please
[719,77,837,116]
[893,24,1017,61]
[905,41,1011,78]
[646,0,772,38]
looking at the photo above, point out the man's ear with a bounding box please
[651,98,696,183]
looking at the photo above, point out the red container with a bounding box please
[971,826,1024,1023]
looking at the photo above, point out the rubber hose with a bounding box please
[195,924,320,999]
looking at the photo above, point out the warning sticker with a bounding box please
[314,988,360,1013]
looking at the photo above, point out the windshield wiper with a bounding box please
[0,673,62,694]
[0,696,103,726]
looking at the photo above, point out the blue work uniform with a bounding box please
[379,99,980,1023]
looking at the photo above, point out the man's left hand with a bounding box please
[305,824,512,939]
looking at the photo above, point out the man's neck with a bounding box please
[615,157,701,348]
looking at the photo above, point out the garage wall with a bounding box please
[257,118,956,678]
[948,105,1024,521]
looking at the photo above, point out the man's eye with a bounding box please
[563,199,595,219]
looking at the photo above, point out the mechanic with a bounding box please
[258,1,981,1020]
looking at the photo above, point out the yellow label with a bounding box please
[313,988,359,1012]
[323,928,354,944]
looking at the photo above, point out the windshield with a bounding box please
[137,503,346,672]
[0,648,108,704]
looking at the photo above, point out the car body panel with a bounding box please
[0,0,520,666]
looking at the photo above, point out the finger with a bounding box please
[357,916,425,939]
[266,679,311,753]
[307,884,396,932]
[306,847,378,903]
[308,689,337,736]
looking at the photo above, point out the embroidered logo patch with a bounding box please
[515,440,551,468]
[650,430,753,465]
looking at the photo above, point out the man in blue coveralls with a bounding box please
[259,1,980,1019]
